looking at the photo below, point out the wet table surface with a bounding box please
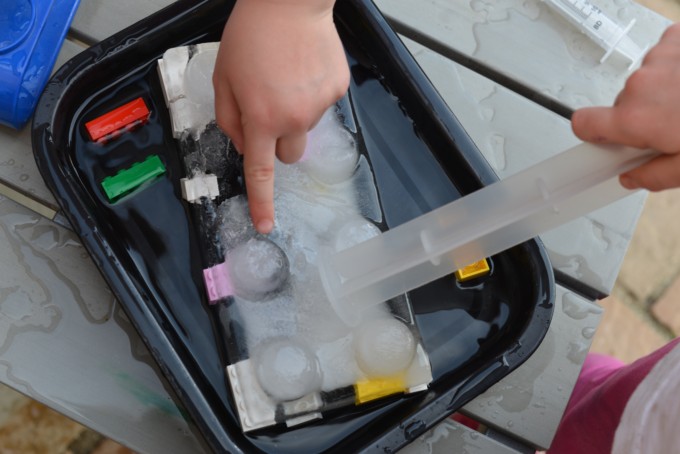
[0,0,670,452]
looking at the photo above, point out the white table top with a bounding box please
[0,0,670,452]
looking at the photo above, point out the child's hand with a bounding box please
[213,0,349,233]
[572,23,680,192]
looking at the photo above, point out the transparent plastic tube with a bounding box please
[543,0,649,69]
[319,143,657,324]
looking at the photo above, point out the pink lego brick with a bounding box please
[203,261,233,304]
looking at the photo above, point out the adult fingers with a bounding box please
[276,132,308,164]
[242,127,277,233]
[620,153,680,191]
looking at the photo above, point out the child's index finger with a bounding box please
[242,127,277,234]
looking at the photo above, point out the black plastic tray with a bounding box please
[32,0,555,452]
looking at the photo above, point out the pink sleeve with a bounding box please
[548,337,680,453]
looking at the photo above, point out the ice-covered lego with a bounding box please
[157,43,219,138]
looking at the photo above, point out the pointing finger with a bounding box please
[242,127,277,233]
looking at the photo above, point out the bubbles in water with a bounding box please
[228,238,289,301]
[301,109,359,184]
[184,48,218,106]
[354,318,416,376]
[255,338,322,401]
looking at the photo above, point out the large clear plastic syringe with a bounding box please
[319,143,657,326]
[543,0,648,68]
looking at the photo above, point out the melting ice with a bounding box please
[159,44,431,414]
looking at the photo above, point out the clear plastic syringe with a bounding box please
[543,0,649,69]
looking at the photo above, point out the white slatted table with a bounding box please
[0,0,669,452]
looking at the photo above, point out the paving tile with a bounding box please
[614,188,680,306]
[637,0,680,21]
[0,385,122,454]
[651,274,680,336]
[0,397,86,453]
[0,384,30,426]
[590,296,669,364]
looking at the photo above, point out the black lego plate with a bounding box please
[32,0,555,452]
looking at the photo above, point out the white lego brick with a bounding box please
[180,173,220,203]
[227,361,277,432]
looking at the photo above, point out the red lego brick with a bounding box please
[85,97,150,142]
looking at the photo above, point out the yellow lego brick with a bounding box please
[354,375,407,405]
[455,259,490,282]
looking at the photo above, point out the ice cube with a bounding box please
[301,109,358,184]
[184,48,218,106]
[158,46,190,105]
[354,318,416,377]
[254,338,322,401]
[228,238,289,301]
[333,217,381,252]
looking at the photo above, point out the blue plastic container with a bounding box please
[0,0,80,129]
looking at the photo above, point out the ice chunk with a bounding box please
[333,217,381,252]
[254,338,322,401]
[184,48,218,106]
[354,318,416,376]
[158,44,218,139]
[157,46,189,105]
[301,108,359,184]
[218,196,255,250]
[228,238,289,301]
[167,98,215,139]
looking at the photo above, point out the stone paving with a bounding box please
[592,188,680,362]
[0,2,678,453]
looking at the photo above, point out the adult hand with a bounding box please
[572,23,680,192]
[213,0,350,233]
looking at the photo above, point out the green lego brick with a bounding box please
[101,155,166,202]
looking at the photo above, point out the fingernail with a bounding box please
[620,174,639,190]
[257,219,274,234]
